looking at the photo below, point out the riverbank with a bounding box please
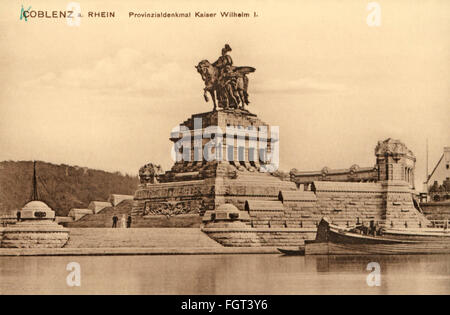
[0,246,280,256]
[0,227,287,256]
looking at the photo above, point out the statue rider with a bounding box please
[213,44,233,75]
[213,44,240,107]
[195,44,255,110]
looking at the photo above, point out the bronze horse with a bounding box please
[196,60,254,110]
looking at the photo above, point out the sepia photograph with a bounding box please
[0,0,449,301]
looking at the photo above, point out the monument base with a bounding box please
[1,200,70,248]
[0,221,69,248]
[132,162,297,217]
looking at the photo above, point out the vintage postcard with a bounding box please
[0,0,449,300]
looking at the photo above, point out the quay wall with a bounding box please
[202,181,430,246]
[311,181,428,229]
[248,181,428,230]
[64,228,222,248]
[201,227,316,247]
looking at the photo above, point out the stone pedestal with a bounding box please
[1,221,69,248]
[132,109,296,218]
[1,201,69,248]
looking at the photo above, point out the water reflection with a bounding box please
[0,254,448,294]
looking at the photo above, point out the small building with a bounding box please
[88,201,112,214]
[55,216,74,224]
[68,208,93,221]
[108,194,134,207]
[425,146,450,202]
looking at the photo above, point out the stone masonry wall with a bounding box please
[132,179,216,217]
[420,201,450,220]
[1,221,70,248]
[312,182,385,226]
[202,227,316,247]
[382,182,429,228]
[1,231,69,248]
[283,181,428,229]
[246,182,389,229]
[218,174,296,211]
[202,180,431,247]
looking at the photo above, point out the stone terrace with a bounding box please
[66,199,202,228]
[65,228,222,248]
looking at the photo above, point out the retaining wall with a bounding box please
[421,201,450,220]
[201,227,316,247]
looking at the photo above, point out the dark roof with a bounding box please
[244,200,284,211]
[278,190,317,202]
[312,181,381,193]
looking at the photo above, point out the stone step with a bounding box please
[65,228,222,248]
[132,215,201,228]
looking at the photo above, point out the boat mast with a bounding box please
[426,138,429,179]
[30,161,39,201]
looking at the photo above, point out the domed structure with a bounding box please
[375,138,415,159]
[22,200,52,211]
[20,200,55,220]
[0,161,70,249]
[216,203,239,212]
[1,199,68,248]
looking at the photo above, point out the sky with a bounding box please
[0,0,449,191]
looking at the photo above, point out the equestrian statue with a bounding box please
[195,44,255,111]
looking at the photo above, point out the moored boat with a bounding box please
[305,217,450,255]
[277,246,305,256]
[382,228,450,242]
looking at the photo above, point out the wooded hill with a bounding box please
[0,161,139,216]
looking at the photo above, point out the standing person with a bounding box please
[112,215,118,228]
[120,214,126,228]
[127,215,132,228]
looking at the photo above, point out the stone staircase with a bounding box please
[66,199,202,228]
[65,228,222,248]
[66,200,133,228]
[132,215,202,228]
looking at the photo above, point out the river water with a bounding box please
[0,254,449,294]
